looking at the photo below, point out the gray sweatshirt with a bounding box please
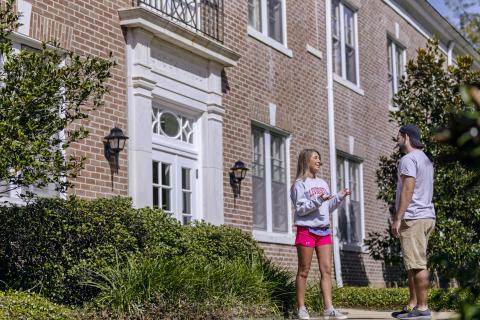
[290,177,345,228]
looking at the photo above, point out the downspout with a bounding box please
[325,0,343,288]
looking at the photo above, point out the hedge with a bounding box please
[0,290,75,320]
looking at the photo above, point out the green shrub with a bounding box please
[84,253,279,319]
[0,197,175,304]
[0,290,75,320]
[182,221,263,263]
[306,286,474,312]
[0,196,294,318]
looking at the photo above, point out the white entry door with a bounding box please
[152,151,197,224]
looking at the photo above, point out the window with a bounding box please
[252,126,289,233]
[248,0,286,45]
[336,155,364,246]
[387,38,406,106]
[332,0,359,85]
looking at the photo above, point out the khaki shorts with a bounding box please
[399,219,435,270]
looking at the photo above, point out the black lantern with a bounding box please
[229,160,249,198]
[104,127,129,174]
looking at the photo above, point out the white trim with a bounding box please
[333,73,365,96]
[247,26,293,58]
[382,0,449,56]
[253,230,295,245]
[325,0,343,288]
[306,44,323,60]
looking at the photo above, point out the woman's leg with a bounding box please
[296,245,315,308]
[315,244,333,310]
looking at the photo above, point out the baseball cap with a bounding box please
[399,124,425,149]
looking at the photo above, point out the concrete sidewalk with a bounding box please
[248,309,459,319]
[332,308,458,319]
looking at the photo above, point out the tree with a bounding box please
[0,0,114,197]
[366,39,480,300]
[443,0,480,49]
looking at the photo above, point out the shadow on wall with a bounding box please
[339,250,369,286]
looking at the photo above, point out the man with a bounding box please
[391,124,436,320]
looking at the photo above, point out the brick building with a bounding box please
[7,0,479,286]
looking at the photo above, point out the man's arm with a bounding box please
[392,175,415,237]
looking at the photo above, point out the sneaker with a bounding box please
[397,308,432,320]
[391,306,414,318]
[298,306,310,320]
[323,308,348,319]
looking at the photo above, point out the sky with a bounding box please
[428,0,460,27]
[427,0,480,28]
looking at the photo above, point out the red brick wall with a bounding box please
[222,0,438,287]
[25,0,130,199]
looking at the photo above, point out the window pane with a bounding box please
[252,128,267,230]
[338,201,349,243]
[161,163,170,186]
[271,134,285,183]
[332,0,340,37]
[253,176,267,230]
[346,46,356,83]
[182,191,191,214]
[162,188,171,212]
[333,38,342,75]
[182,168,191,190]
[336,158,348,242]
[152,161,159,184]
[267,0,283,43]
[388,40,394,104]
[153,186,159,208]
[344,6,354,47]
[183,215,191,225]
[396,46,404,90]
[248,0,262,31]
[348,161,361,244]
[349,199,361,243]
[271,134,287,233]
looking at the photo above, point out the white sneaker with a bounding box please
[298,306,310,319]
[323,308,348,319]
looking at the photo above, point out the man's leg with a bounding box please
[413,268,429,310]
[407,270,417,308]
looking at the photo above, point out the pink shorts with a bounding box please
[295,226,333,247]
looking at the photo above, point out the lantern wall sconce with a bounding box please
[104,127,129,174]
[229,160,249,198]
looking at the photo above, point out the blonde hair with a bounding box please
[295,148,321,180]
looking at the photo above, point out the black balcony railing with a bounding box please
[135,0,224,43]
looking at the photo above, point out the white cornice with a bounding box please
[383,0,480,68]
[118,7,240,67]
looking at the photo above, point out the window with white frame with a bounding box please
[336,154,364,246]
[248,0,285,44]
[332,0,359,84]
[151,105,198,225]
[387,38,406,106]
[252,126,289,233]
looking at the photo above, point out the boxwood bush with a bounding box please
[0,290,75,320]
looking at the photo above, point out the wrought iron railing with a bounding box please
[135,0,224,43]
